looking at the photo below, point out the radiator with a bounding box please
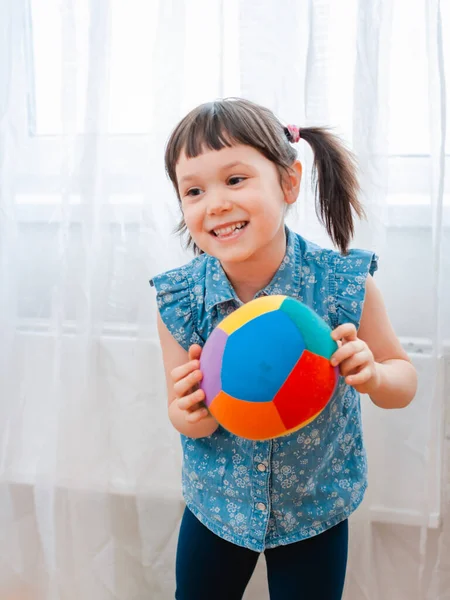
[362,347,447,528]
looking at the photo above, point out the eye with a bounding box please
[185,187,202,197]
[228,176,246,186]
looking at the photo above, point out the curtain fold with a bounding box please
[424,1,447,597]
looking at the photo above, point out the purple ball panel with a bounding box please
[199,327,228,407]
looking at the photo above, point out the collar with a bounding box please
[204,227,302,312]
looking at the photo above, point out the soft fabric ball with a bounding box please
[199,295,339,440]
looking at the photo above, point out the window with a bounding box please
[328,0,449,218]
[23,0,450,223]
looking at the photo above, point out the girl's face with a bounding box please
[176,144,301,266]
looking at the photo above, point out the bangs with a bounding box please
[182,106,239,158]
[165,99,286,188]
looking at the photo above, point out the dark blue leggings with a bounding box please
[176,507,348,600]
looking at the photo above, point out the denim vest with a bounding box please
[150,228,378,551]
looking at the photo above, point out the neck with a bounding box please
[221,227,287,304]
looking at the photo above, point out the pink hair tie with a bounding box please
[285,124,301,144]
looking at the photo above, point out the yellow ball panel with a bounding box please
[217,295,285,335]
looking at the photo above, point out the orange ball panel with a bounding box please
[209,391,287,441]
[273,350,337,430]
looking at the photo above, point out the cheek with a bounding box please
[182,204,204,234]
[248,189,286,222]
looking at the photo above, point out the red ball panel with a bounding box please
[273,350,338,430]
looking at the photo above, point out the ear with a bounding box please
[283,160,302,205]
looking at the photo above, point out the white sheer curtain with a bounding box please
[0,0,448,598]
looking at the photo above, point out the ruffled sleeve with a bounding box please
[150,267,203,352]
[331,249,379,330]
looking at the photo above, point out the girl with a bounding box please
[150,98,417,600]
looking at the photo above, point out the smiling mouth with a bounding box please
[211,221,249,238]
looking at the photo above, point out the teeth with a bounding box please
[213,222,247,236]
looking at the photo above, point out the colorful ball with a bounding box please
[199,295,339,440]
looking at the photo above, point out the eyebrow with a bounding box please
[178,161,252,185]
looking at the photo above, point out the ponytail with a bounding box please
[298,127,365,255]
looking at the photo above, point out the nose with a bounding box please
[206,190,232,216]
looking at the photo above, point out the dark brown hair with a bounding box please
[164,97,365,255]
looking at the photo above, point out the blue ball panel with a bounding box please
[221,311,305,402]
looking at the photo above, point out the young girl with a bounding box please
[150,98,417,600]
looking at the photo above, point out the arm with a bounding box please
[157,312,219,438]
[331,275,418,409]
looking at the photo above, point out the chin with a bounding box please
[215,246,258,265]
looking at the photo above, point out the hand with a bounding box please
[170,344,214,424]
[330,323,381,395]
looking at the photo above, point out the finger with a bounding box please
[346,366,372,386]
[339,351,371,377]
[185,406,209,423]
[173,370,203,398]
[189,344,202,361]
[331,323,358,343]
[177,388,205,411]
[186,400,204,413]
[331,340,366,366]
[170,360,200,384]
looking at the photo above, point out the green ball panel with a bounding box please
[280,297,338,359]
